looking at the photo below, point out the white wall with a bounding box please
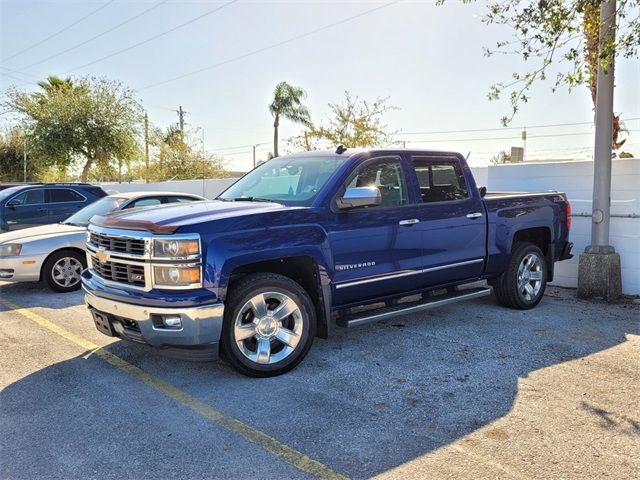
[472,158,639,295]
[102,159,640,294]
[101,178,238,199]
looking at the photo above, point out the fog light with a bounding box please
[163,315,182,328]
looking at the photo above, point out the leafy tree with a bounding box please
[618,151,634,158]
[288,92,397,151]
[490,150,512,164]
[460,0,638,146]
[268,81,312,157]
[130,125,225,181]
[5,76,143,181]
[0,127,37,181]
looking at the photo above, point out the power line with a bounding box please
[18,0,170,71]
[404,129,640,144]
[398,118,640,136]
[66,0,238,73]
[138,0,404,90]
[1,0,116,63]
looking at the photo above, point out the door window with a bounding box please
[10,189,45,205]
[346,159,408,207]
[165,196,198,203]
[413,158,468,202]
[50,189,84,203]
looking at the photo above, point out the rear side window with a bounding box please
[413,157,468,202]
[10,189,45,205]
[50,189,84,203]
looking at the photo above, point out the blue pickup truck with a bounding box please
[82,148,572,376]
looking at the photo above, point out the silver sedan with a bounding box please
[0,191,205,292]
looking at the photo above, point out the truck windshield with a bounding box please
[63,196,127,226]
[219,155,347,205]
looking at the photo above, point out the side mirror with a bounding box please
[6,200,19,208]
[337,186,381,210]
[478,186,487,198]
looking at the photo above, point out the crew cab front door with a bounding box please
[410,155,486,286]
[327,156,426,306]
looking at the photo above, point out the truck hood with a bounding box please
[91,200,292,233]
[0,223,85,244]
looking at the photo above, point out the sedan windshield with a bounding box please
[219,155,346,205]
[63,196,127,226]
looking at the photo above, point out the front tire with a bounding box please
[493,242,547,310]
[42,250,86,292]
[221,273,316,377]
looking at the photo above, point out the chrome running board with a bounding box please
[337,287,492,328]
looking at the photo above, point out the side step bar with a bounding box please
[336,287,492,328]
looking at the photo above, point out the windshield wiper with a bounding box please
[229,197,275,203]
[63,221,86,227]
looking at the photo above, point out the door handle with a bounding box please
[466,212,483,219]
[399,218,420,226]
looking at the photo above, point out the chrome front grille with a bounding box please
[89,232,146,256]
[90,254,146,287]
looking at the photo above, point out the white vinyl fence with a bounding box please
[103,158,639,294]
[472,158,639,295]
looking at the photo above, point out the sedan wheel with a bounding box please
[43,250,86,293]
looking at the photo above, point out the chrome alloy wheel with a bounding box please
[52,257,83,288]
[233,291,303,365]
[517,253,543,301]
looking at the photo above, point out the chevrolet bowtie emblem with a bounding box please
[96,248,109,263]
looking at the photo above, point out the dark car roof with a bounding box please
[0,183,106,200]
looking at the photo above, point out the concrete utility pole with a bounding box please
[144,113,149,183]
[252,145,257,169]
[578,0,622,301]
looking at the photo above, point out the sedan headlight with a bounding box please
[0,244,22,257]
[153,266,201,287]
[153,239,199,258]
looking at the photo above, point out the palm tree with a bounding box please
[36,75,73,94]
[268,81,312,157]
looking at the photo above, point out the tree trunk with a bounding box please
[81,155,93,182]
[273,114,279,158]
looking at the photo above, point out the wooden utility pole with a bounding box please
[144,113,149,183]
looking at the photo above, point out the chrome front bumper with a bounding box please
[84,289,224,350]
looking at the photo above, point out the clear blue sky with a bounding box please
[1,0,638,171]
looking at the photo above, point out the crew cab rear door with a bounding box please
[409,154,486,286]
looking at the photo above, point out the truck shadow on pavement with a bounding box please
[1,287,638,479]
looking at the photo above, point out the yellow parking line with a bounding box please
[0,296,348,480]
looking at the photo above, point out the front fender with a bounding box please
[204,224,332,299]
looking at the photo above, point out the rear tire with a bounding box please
[493,242,547,310]
[43,250,86,293]
[221,273,316,377]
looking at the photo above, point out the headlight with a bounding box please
[153,239,199,258]
[153,266,201,286]
[0,244,22,257]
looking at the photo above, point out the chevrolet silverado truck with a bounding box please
[82,148,573,377]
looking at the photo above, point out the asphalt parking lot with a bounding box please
[1,281,638,480]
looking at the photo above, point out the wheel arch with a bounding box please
[39,247,87,281]
[511,226,553,281]
[226,255,332,339]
